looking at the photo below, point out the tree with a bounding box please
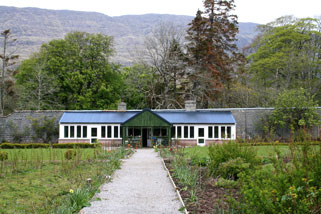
[17,32,123,110]
[0,29,19,116]
[271,88,320,141]
[186,0,244,107]
[15,52,59,110]
[248,16,321,105]
[143,23,186,109]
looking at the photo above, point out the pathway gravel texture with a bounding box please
[81,149,182,214]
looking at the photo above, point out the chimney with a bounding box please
[118,102,127,111]
[185,100,196,111]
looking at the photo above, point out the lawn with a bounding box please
[0,147,130,214]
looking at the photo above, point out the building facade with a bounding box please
[58,103,236,147]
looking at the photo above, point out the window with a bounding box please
[177,126,182,138]
[208,126,213,138]
[70,126,74,138]
[83,126,87,138]
[227,126,231,138]
[154,128,161,136]
[77,126,81,138]
[190,126,194,138]
[64,126,69,138]
[101,126,106,138]
[107,126,112,138]
[161,128,167,136]
[171,126,176,138]
[198,127,204,137]
[91,128,97,137]
[214,126,219,138]
[134,128,141,137]
[184,126,188,138]
[114,126,119,138]
[120,127,122,138]
[221,126,226,138]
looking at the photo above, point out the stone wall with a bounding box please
[0,108,320,143]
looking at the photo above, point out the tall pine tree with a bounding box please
[186,0,243,107]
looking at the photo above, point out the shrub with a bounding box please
[238,143,321,213]
[0,151,8,161]
[217,157,250,180]
[64,150,77,160]
[215,178,238,189]
[0,143,50,149]
[208,142,259,177]
[29,116,58,144]
[53,143,99,149]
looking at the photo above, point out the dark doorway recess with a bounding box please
[142,128,148,147]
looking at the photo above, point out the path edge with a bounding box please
[160,154,188,214]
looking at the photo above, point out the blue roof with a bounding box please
[155,111,236,124]
[59,111,138,124]
[59,110,236,124]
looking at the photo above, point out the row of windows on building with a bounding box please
[63,125,233,139]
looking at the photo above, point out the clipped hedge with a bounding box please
[0,143,100,149]
[237,142,320,146]
[0,143,50,149]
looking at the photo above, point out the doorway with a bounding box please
[142,128,151,147]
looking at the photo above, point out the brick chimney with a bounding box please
[185,100,196,111]
[118,102,127,111]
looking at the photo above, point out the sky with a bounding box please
[1,0,320,24]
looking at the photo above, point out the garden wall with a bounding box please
[0,108,320,143]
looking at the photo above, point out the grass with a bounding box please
[0,147,131,214]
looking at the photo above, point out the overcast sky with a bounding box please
[1,0,320,24]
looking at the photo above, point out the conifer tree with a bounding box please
[186,0,243,107]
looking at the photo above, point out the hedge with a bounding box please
[0,143,100,149]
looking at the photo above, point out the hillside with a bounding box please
[0,6,259,65]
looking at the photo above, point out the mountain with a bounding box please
[0,6,259,65]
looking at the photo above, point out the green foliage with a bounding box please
[172,155,198,190]
[7,121,30,143]
[239,144,321,213]
[64,150,77,160]
[215,178,238,189]
[217,158,250,180]
[30,116,58,144]
[0,151,8,161]
[52,143,99,149]
[208,142,259,178]
[0,143,49,149]
[16,32,123,110]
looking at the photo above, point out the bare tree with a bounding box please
[143,23,186,109]
[0,29,19,116]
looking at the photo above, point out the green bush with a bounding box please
[217,157,250,180]
[64,150,77,160]
[208,142,259,177]
[238,144,321,213]
[0,143,50,149]
[215,178,238,189]
[0,151,8,161]
[52,143,99,149]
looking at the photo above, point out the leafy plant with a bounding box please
[64,150,77,160]
[29,116,58,144]
[217,158,250,180]
[0,151,8,161]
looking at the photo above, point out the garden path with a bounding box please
[81,149,182,214]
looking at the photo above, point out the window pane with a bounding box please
[64,126,69,138]
[154,128,161,136]
[83,126,87,138]
[120,127,123,138]
[184,126,188,138]
[214,126,219,138]
[101,126,106,138]
[208,126,213,138]
[177,126,182,138]
[161,128,167,136]
[77,126,81,138]
[134,128,141,137]
[91,128,97,137]
[227,126,231,138]
[198,128,204,137]
[171,126,175,138]
[107,126,112,138]
[198,139,205,144]
[114,126,119,138]
[221,127,226,138]
[190,126,194,138]
[128,128,133,137]
[70,126,74,138]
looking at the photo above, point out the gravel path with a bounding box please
[81,149,183,214]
